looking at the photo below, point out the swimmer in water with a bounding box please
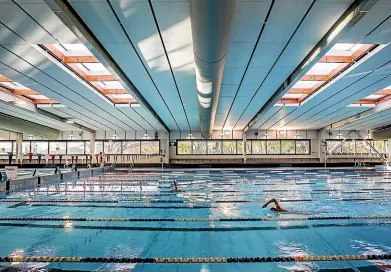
[173,180,179,192]
[262,198,288,213]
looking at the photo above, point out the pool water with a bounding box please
[1,169,391,271]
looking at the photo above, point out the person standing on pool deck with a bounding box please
[262,198,288,212]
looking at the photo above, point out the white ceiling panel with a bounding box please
[0,102,73,131]
[0,44,144,130]
[69,0,191,130]
[251,106,281,130]
[260,106,296,130]
[340,1,391,44]
[231,1,354,130]
[303,107,367,130]
[40,106,102,131]
[14,1,79,44]
[0,2,57,44]
[151,0,199,129]
[116,107,155,131]
[274,45,391,129]
[132,106,166,132]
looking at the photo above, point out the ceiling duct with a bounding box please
[0,113,60,139]
[372,127,391,140]
[189,0,236,138]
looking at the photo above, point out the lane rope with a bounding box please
[0,215,391,222]
[0,254,390,263]
[1,197,390,204]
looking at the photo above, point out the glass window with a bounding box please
[222,141,236,154]
[267,140,280,154]
[31,141,48,154]
[326,140,342,154]
[67,141,85,154]
[0,141,12,154]
[373,141,386,154]
[237,141,243,154]
[341,141,355,155]
[22,142,30,154]
[281,140,295,154]
[252,140,266,154]
[246,141,252,154]
[95,141,103,154]
[207,140,221,154]
[123,141,141,154]
[104,141,121,154]
[192,141,207,154]
[356,140,371,154]
[49,142,66,154]
[141,141,159,154]
[177,141,191,155]
[296,140,310,154]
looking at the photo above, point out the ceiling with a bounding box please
[0,0,391,136]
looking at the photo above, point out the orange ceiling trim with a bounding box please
[375,89,391,95]
[0,75,12,82]
[110,98,137,103]
[33,99,57,104]
[351,44,373,59]
[42,44,64,61]
[301,74,330,81]
[85,75,116,81]
[102,89,129,95]
[319,56,352,63]
[11,89,38,95]
[64,56,99,63]
[278,98,299,104]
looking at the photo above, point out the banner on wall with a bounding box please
[5,166,18,180]
[7,152,12,165]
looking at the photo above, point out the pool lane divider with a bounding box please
[0,215,391,222]
[1,197,390,204]
[0,254,390,263]
[1,188,389,194]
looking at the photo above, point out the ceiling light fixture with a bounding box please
[65,119,74,124]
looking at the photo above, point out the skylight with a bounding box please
[43,43,136,104]
[279,43,375,105]
[0,75,56,104]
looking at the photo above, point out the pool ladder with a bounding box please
[354,160,365,168]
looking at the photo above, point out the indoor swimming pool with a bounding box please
[0,169,391,271]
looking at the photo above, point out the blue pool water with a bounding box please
[1,169,391,271]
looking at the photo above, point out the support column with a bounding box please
[90,132,96,156]
[388,139,391,162]
[243,133,247,164]
[16,133,23,164]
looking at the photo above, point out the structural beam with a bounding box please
[244,0,379,132]
[0,113,60,139]
[43,0,170,132]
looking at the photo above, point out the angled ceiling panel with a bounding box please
[260,106,296,130]
[14,0,79,44]
[151,0,200,129]
[68,0,186,130]
[340,1,391,44]
[0,102,73,131]
[132,106,165,132]
[0,44,134,130]
[109,0,191,129]
[40,106,102,131]
[0,1,57,44]
[229,0,354,130]
[116,107,155,131]
[275,45,391,130]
